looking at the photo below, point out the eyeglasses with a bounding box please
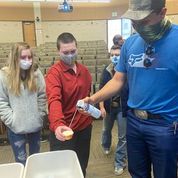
[143,45,155,68]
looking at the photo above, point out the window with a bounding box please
[107,19,121,50]
[107,19,132,50]
[121,19,132,39]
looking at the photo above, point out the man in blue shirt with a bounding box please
[81,0,178,178]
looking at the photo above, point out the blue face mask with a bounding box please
[111,55,120,66]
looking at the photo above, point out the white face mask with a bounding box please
[20,60,32,70]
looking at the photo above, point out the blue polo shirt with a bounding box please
[115,24,178,122]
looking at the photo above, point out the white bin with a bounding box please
[23,150,84,178]
[0,162,24,178]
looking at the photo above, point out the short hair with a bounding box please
[56,32,77,50]
[113,34,123,46]
[111,45,121,51]
[153,8,163,14]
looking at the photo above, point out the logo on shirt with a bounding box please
[128,53,155,68]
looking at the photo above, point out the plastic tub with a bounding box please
[23,150,84,178]
[0,162,24,178]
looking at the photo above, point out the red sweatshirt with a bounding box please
[45,60,93,132]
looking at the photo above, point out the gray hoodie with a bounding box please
[0,68,46,134]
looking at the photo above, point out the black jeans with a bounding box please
[50,125,92,177]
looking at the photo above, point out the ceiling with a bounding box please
[0,0,127,8]
[0,0,177,9]
[42,0,127,8]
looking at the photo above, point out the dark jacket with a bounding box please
[99,63,129,117]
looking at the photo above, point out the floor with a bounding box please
[0,119,131,178]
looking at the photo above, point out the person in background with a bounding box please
[99,45,127,176]
[0,42,46,165]
[80,0,178,178]
[113,34,124,48]
[45,32,92,177]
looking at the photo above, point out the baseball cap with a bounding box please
[122,0,166,20]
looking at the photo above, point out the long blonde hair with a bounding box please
[5,42,37,96]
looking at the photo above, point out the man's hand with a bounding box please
[55,126,73,141]
[100,107,107,118]
[82,96,95,105]
[77,97,95,116]
[99,101,106,118]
